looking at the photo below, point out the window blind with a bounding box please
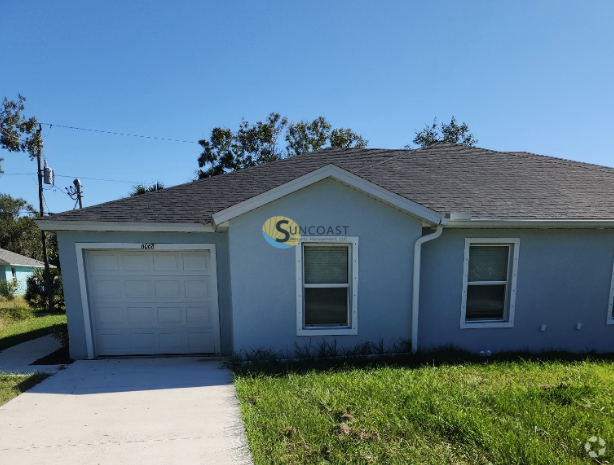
[468,246,509,282]
[304,246,348,284]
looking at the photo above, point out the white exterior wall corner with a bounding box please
[56,230,233,359]
[419,228,614,353]
[227,178,423,355]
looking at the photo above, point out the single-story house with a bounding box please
[0,248,46,295]
[36,143,614,359]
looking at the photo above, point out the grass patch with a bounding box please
[233,351,614,464]
[0,372,50,406]
[0,297,66,352]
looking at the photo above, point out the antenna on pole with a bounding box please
[66,179,84,209]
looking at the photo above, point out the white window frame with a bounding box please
[296,236,358,336]
[607,256,614,325]
[460,238,520,329]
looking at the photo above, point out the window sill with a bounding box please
[461,321,514,329]
[606,318,614,325]
[297,327,358,336]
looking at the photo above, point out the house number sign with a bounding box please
[141,243,155,250]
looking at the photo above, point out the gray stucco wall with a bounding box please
[227,178,424,355]
[56,230,232,359]
[420,228,614,353]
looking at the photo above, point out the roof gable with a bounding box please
[212,164,443,226]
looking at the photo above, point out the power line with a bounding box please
[2,172,149,184]
[39,122,198,144]
[1,172,37,175]
[54,174,150,184]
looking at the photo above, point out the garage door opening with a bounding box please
[82,246,221,357]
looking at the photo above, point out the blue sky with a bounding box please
[2,1,613,214]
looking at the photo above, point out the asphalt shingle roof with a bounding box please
[39,143,614,224]
[0,248,46,267]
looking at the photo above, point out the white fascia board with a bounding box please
[447,219,614,229]
[212,164,443,225]
[35,220,214,233]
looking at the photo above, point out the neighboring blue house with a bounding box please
[0,248,46,295]
[36,143,614,359]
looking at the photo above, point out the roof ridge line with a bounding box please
[352,148,414,175]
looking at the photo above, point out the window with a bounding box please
[296,238,358,336]
[11,268,16,280]
[461,238,519,328]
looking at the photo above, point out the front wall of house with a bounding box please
[420,228,614,353]
[228,178,424,356]
[57,230,232,359]
[1,265,33,295]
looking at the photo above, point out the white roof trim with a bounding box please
[35,220,214,233]
[212,164,443,225]
[447,219,614,229]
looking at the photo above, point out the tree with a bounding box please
[197,113,367,178]
[409,116,477,148]
[285,116,331,156]
[0,94,41,173]
[129,181,164,196]
[0,194,42,259]
[0,94,54,311]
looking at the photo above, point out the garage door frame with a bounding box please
[75,243,221,359]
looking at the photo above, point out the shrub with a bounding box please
[50,323,69,348]
[24,269,65,311]
[0,279,18,300]
[1,305,33,322]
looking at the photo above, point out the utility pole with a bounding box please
[36,124,54,313]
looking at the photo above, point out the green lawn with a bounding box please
[0,372,50,406]
[0,296,66,352]
[0,297,62,406]
[234,357,614,464]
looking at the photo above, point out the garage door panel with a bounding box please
[125,280,152,298]
[97,333,127,353]
[127,307,154,324]
[86,249,219,356]
[186,305,210,324]
[188,331,214,351]
[159,332,184,349]
[185,280,209,298]
[130,332,156,350]
[157,307,182,324]
[96,306,124,325]
[91,280,122,299]
[153,253,180,271]
[89,253,120,272]
[122,254,150,271]
[154,280,180,298]
[183,253,209,271]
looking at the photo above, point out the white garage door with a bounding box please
[85,249,220,356]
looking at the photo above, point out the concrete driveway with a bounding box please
[0,357,252,464]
